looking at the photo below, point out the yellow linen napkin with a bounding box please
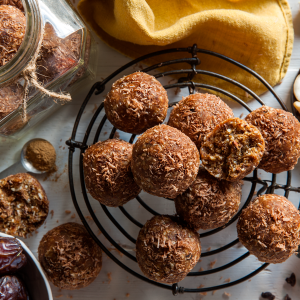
[78,0,293,100]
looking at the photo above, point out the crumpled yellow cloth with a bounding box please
[78,0,293,100]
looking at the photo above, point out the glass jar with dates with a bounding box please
[0,0,97,139]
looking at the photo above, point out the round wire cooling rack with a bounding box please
[66,44,300,296]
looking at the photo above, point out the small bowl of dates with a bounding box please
[0,232,53,300]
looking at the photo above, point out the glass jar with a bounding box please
[0,0,96,139]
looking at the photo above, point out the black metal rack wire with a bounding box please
[66,44,300,296]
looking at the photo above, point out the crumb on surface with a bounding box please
[107,272,112,283]
[174,87,180,95]
[65,210,71,214]
[115,248,124,257]
[224,278,231,283]
[50,210,54,218]
[85,215,93,221]
[209,260,217,269]
[286,273,296,287]
[261,292,275,300]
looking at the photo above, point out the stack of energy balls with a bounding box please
[83,71,300,284]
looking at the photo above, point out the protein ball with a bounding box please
[83,139,141,207]
[104,72,168,134]
[131,124,200,199]
[245,106,300,174]
[237,194,300,264]
[136,215,201,284]
[0,5,26,66]
[175,167,242,230]
[38,222,102,290]
[200,118,265,181]
[168,93,234,149]
[0,173,49,237]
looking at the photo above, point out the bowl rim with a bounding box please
[0,232,53,300]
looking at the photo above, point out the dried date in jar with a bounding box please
[0,237,26,274]
[0,275,28,300]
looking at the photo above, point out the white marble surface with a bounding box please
[1,1,300,300]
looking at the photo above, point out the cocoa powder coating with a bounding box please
[131,124,200,199]
[104,72,169,134]
[25,139,56,171]
[237,194,300,263]
[136,215,201,284]
[168,93,234,149]
[0,5,26,67]
[83,139,141,207]
[38,222,102,289]
[0,173,49,237]
[200,118,265,181]
[245,106,300,174]
[175,167,242,230]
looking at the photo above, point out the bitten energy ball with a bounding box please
[38,222,102,290]
[200,118,265,181]
[0,173,49,237]
[168,93,234,149]
[131,125,200,199]
[83,139,141,207]
[175,167,242,230]
[245,106,300,174]
[237,194,300,264]
[136,215,201,284]
[104,72,168,134]
[0,5,26,66]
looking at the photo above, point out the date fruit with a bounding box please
[0,275,28,300]
[0,237,26,274]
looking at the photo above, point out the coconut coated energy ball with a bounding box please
[200,118,265,181]
[131,124,200,199]
[83,139,141,207]
[175,167,242,230]
[168,93,234,149]
[237,194,300,264]
[136,215,201,284]
[38,222,102,289]
[245,106,300,173]
[104,72,168,134]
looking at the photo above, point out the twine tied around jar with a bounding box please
[21,26,72,123]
